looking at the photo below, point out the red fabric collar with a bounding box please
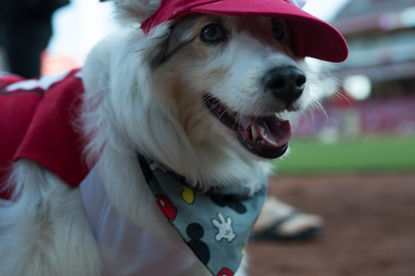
[0,69,89,200]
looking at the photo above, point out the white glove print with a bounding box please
[212,213,236,242]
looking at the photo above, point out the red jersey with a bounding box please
[0,69,89,199]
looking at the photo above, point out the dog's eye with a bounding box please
[272,20,284,40]
[201,24,226,42]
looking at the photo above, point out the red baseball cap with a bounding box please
[140,0,348,62]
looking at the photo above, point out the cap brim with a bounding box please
[191,0,348,62]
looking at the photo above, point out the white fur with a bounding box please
[0,2,315,275]
[0,160,103,276]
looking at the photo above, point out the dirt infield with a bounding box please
[247,173,415,276]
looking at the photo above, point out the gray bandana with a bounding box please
[137,154,267,276]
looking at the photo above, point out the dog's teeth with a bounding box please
[261,140,267,146]
[259,126,267,137]
[251,127,259,140]
[228,110,236,116]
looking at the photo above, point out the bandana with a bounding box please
[137,154,267,276]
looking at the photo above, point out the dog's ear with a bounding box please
[141,17,199,70]
[140,24,172,70]
[114,0,162,24]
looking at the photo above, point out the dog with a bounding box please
[0,0,348,275]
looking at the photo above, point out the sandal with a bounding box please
[250,197,324,241]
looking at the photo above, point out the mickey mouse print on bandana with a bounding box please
[137,154,267,276]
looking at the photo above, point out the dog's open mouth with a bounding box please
[205,95,291,159]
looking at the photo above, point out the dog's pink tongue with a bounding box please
[240,115,292,147]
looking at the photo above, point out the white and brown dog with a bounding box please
[0,0,347,275]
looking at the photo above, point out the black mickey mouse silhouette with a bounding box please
[210,195,247,214]
[186,223,210,265]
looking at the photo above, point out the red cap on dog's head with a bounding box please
[140,0,348,62]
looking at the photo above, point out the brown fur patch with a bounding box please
[151,15,232,137]
[155,57,229,137]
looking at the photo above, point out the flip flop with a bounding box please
[250,197,324,242]
[250,210,323,241]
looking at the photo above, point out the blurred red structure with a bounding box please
[298,0,415,137]
[331,0,415,93]
[294,95,415,136]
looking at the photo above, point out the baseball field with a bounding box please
[273,136,415,175]
[247,136,415,276]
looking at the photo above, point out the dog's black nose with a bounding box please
[264,66,306,104]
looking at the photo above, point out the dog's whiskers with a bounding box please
[231,119,239,132]
[334,90,353,108]
[189,96,212,117]
[209,105,229,140]
[186,97,213,131]
[192,98,220,121]
[209,106,234,143]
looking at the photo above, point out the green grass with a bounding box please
[272,136,415,175]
